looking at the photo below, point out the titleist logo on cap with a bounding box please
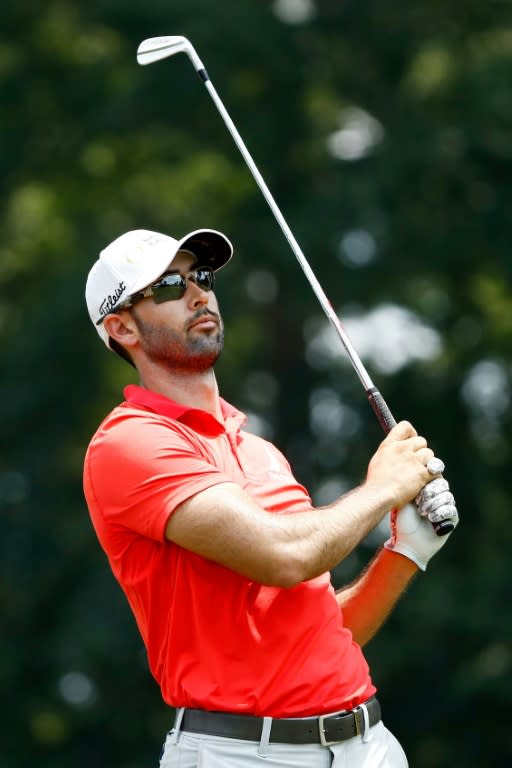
[98,282,126,318]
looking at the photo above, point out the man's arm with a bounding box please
[165,421,435,587]
[336,548,418,647]
[336,500,458,646]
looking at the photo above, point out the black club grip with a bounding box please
[431,518,455,536]
[367,387,396,434]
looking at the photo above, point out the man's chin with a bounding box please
[178,339,224,371]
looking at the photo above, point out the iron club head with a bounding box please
[137,36,204,71]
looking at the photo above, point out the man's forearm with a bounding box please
[166,422,436,587]
[335,548,418,647]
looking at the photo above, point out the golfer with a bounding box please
[84,227,458,767]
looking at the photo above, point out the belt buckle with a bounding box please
[318,709,346,747]
[318,706,364,746]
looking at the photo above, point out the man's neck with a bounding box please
[138,367,223,422]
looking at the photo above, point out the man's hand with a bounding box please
[384,489,459,571]
[365,421,435,511]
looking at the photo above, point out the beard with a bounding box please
[131,307,224,373]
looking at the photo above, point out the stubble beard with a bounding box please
[131,308,224,373]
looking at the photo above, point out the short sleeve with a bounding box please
[84,410,232,542]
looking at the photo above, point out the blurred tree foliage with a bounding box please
[1,0,512,765]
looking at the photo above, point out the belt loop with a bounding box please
[257,716,273,758]
[357,702,372,743]
[169,707,185,745]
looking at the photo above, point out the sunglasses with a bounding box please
[121,267,215,310]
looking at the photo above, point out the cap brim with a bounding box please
[178,229,233,272]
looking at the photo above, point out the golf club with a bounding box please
[136,35,455,536]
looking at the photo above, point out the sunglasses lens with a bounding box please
[152,274,187,303]
[194,268,215,291]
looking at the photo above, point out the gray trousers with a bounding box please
[159,709,408,767]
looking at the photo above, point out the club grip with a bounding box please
[431,518,455,536]
[367,387,396,433]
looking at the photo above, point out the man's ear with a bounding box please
[103,312,139,352]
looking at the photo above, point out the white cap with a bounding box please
[86,228,233,348]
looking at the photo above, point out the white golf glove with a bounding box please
[384,479,459,571]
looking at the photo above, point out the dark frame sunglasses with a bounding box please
[121,267,215,309]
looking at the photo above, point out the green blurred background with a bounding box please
[1,0,512,765]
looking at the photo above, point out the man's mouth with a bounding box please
[188,312,219,331]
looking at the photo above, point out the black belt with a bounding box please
[180,696,381,746]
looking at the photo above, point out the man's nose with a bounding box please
[186,278,210,306]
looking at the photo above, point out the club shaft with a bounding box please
[199,75,401,435]
[201,82,370,385]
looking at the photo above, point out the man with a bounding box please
[84,227,458,768]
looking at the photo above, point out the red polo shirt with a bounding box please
[83,384,375,717]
